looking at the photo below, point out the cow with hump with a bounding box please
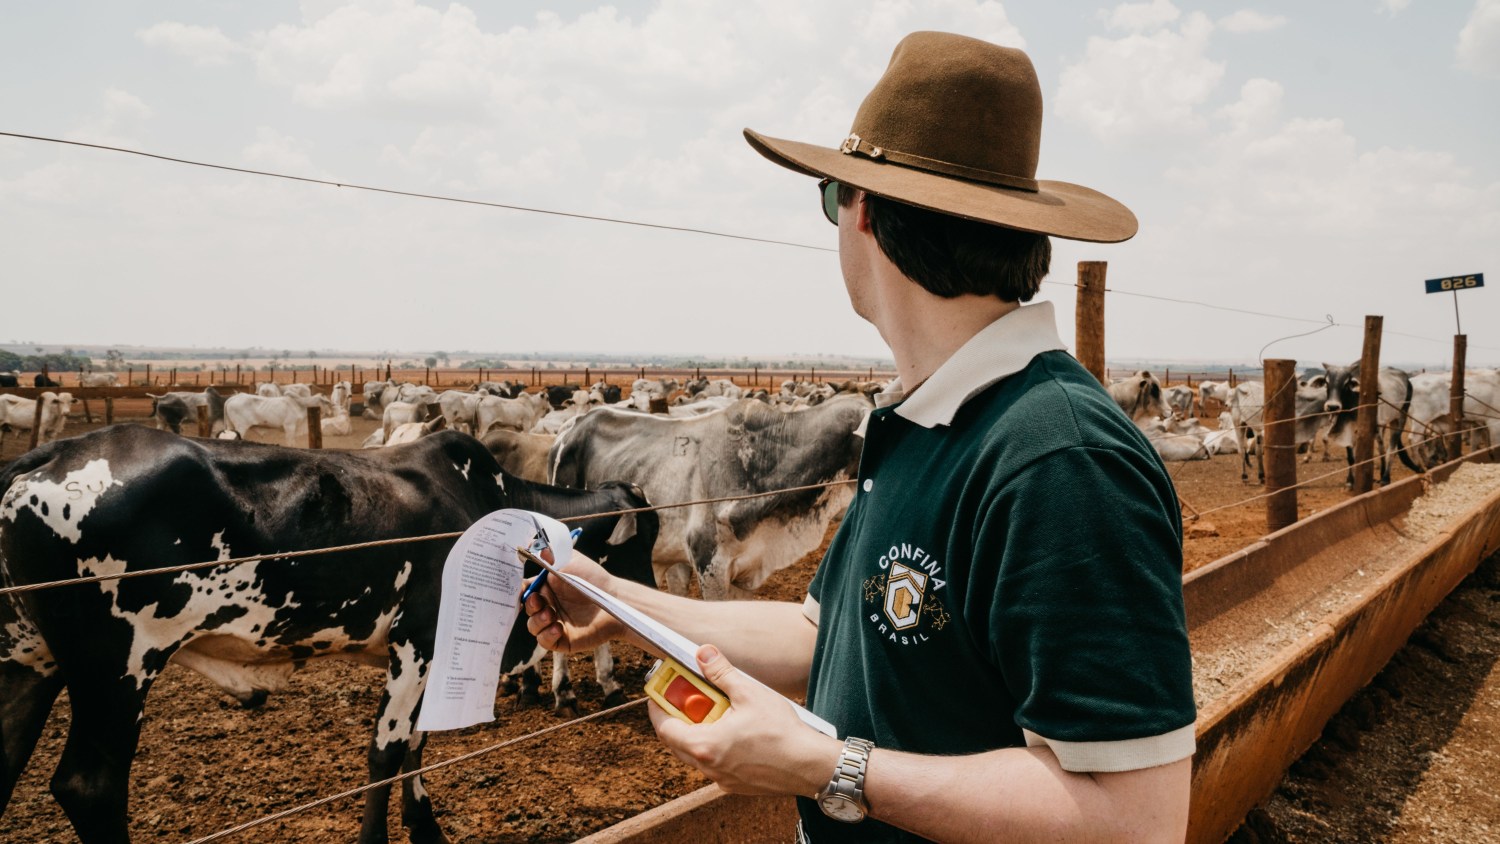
[0,425,656,844]
[549,393,871,599]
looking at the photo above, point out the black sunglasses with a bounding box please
[818,178,840,226]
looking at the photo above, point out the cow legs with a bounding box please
[48,676,149,844]
[0,664,63,814]
[594,644,625,708]
[359,638,445,844]
[550,651,578,718]
[398,731,446,844]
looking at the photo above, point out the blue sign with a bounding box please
[1425,273,1484,294]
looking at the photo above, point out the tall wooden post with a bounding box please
[197,405,211,438]
[1352,316,1384,494]
[1449,335,1467,460]
[307,406,323,449]
[1263,359,1299,531]
[1075,261,1107,385]
[104,396,114,426]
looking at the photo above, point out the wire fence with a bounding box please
[4,129,1499,843]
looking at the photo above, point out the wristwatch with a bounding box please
[816,736,875,823]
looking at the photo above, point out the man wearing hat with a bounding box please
[526,31,1195,842]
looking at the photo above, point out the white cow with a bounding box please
[281,383,313,399]
[1198,381,1230,414]
[1135,417,1209,461]
[384,416,448,446]
[474,394,548,437]
[0,392,74,448]
[80,372,119,388]
[1108,371,1171,423]
[381,401,429,443]
[255,382,282,397]
[1162,385,1195,420]
[1228,381,1266,482]
[437,390,482,434]
[320,383,354,437]
[223,393,330,446]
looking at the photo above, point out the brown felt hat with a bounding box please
[744,31,1137,243]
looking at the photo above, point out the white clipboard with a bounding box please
[520,546,836,737]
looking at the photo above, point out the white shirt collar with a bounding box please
[876,301,1067,428]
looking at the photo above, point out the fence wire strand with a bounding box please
[184,697,650,844]
[0,480,854,597]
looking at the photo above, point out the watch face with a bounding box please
[819,793,865,823]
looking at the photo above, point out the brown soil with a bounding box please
[1,404,1476,844]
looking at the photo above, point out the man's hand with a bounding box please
[648,644,841,797]
[522,553,625,654]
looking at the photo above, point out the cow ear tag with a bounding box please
[644,659,730,725]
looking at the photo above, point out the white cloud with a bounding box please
[137,22,245,66]
[103,88,152,121]
[1056,11,1223,138]
[1380,0,1412,15]
[1166,83,1500,243]
[1215,77,1283,135]
[1099,0,1181,33]
[1458,0,1500,78]
[1218,10,1287,33]
[241,127,324,175]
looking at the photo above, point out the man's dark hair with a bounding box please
[838,184,1051,302]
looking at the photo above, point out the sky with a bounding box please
[2,0,1498,368]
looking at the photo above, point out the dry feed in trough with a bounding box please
[1190,463,1500,709]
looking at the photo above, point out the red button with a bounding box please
[664,675,714,723]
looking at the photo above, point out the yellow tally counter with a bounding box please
[644,658,730,725]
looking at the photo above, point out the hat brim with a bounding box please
[744,129,1138,243]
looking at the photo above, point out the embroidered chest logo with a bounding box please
[862,543,950,645]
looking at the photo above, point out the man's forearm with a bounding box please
[607,578,816,696]
[860,747,1190,844]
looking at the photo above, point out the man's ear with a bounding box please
[853,190,874,233]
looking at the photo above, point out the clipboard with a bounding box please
[518,546,836,736]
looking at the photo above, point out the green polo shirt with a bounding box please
[797,303,1195,844]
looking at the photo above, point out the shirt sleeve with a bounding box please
[976,444,1197,772]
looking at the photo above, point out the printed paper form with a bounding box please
[523,550,837,737]
[417,509,574,732]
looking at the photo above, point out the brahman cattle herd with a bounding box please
[0,362,1487,842]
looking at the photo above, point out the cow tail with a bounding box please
[1394,378,1424,475]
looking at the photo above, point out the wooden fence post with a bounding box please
[1075,261,1107,385]
[307,406,322,450]
[1450,335,1467,459]
[197,405,211,438]
[104,396,114,426]
[1263,359,1299,531]
[145,364,152,386]
[127,367,132,386]
[236,364,241,384]
[1352,316,1384,494]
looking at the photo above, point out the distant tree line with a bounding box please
[0,349,93,373]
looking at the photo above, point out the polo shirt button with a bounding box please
[863,479,873,493]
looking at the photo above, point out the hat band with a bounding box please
[840,134,1039,193]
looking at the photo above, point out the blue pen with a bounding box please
[521,523,583,602]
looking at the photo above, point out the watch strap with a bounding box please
[819,736,875,821]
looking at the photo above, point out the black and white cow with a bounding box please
[1320,362,1422,486]
[550,394,870,599]
[149,386,229,435]
[0,426,656,844]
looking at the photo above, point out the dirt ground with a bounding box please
[0,401,1472,843]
